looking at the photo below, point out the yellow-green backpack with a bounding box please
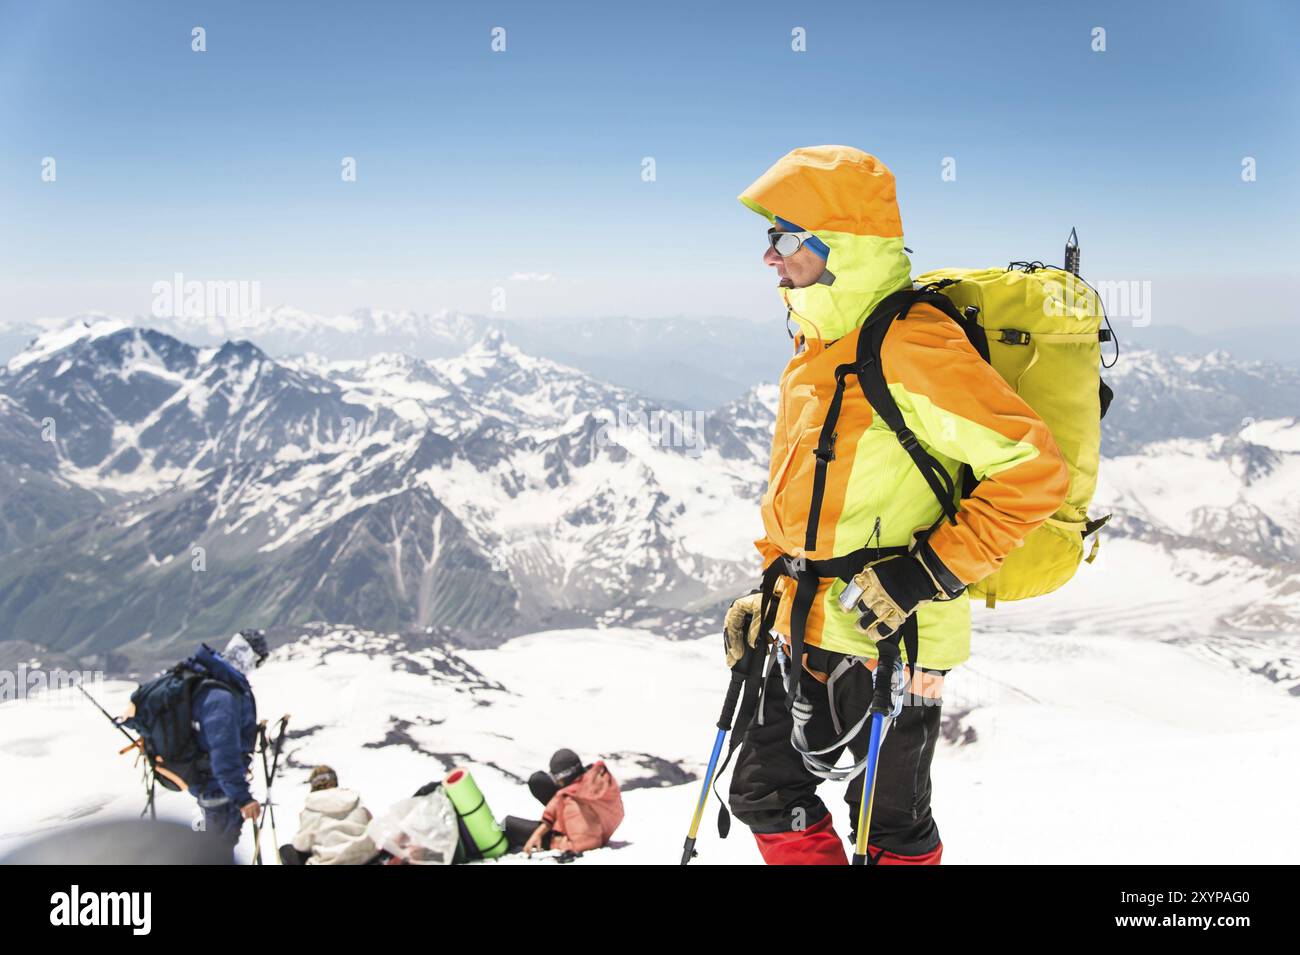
[915,257,1116,606]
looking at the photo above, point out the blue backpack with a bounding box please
[123,664,240,792]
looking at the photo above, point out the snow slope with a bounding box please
[3,604,1296,864]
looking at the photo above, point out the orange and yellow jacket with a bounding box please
[741,146,1069,667]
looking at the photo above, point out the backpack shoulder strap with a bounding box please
[854,290,961,525]
[804,285,988,551]
[186,658,246,698]
[804,289,923,552]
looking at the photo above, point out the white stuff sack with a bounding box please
[366,789,459,865]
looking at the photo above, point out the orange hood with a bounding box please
[740,146,913,341]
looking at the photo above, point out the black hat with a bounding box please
[238,629,269,666]
[549,748,584,786]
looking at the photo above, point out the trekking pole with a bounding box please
[851,638,902,866]
[77,682,137,747]
[256,715,290,859]
[249,721,269,865]
[252,804,263,866]
[257,724,274,859]
[681,630,757,866]
[259,724,280,853]
[680,696,735,864]
[77,683,156,819]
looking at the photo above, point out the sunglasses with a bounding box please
[767,227,815,257]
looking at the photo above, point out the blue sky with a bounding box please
[1,0,1296,333]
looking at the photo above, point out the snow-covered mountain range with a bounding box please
[1,315,1299,669]
[0,319,773,658]
[0,308,793,409]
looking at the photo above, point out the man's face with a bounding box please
[764,226,826,289]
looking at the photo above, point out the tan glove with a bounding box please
[838,542,966,642]
[723,592,766,669]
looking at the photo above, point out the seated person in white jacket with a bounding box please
[280,765,379,865]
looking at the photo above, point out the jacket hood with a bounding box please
[192,644,252,695]
[221,633,258,676]
[740,145,913,341]
[304,787,362,817]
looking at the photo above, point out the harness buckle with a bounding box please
[782,554,808,577]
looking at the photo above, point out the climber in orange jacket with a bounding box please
[724,146,1069,865]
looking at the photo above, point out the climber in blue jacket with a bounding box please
[186,631,268,850]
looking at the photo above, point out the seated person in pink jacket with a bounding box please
[503,749,624,856]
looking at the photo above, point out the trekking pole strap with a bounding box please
[870,637,902,716]
[266,715,290,784]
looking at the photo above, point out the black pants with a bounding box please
[502,770,560,852]
[728,645,943,857]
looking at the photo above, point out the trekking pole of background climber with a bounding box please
[680,642,751,865]
[257,715,290,852]
[253,722,270,865]
[252,803,263,865]
[77,683,157,819]
[851,637,902,866]
[266,718,288,854]
[77,682,137,748]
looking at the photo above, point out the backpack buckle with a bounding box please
[998,329,1031,345]
[896,428,920,452]
[814,433,838,463]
